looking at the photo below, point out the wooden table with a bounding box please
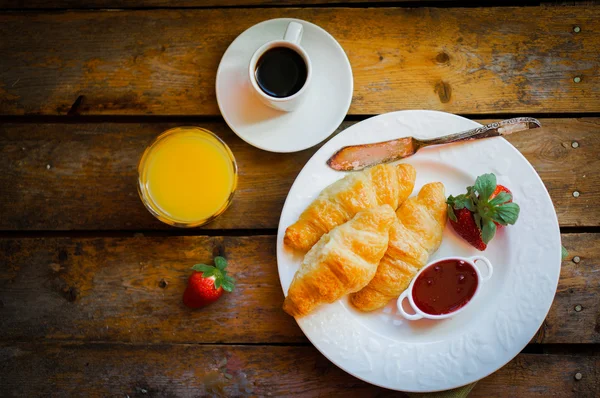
[0,2,599,396]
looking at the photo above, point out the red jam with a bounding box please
[412,259,478,315]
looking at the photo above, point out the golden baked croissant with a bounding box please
[350,182,447,312]
[283,205,396,317]
[284,163,416,252]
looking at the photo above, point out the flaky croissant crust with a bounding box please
[283,205,396,317]
[284,163,416,252]
[350,182,447,312]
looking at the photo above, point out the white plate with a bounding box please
[276,110,561,392]
[216,18,353,153]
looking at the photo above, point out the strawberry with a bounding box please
[183,256,235,309]
[447,173,520,251]
[449,207,488,251]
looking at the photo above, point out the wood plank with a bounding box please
[0,0,435,8]
[469,353,599,397]
[0,342,597,397]
[1,234,598,344]
[533,233,600,344]
[503,118,600,228]
[0,122,315,230]
[0,118,598,230]
[0,236,304,344]
[0,7,598,115]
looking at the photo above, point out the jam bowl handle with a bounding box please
[470,256,493,282]
[397,290,424,320]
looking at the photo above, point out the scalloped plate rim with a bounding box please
[276,110,561,392]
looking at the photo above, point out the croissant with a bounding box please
[284,163,416,252]
[283,205,396,317]
[350,182,447,312]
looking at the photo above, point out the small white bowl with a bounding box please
[397,255,493,321]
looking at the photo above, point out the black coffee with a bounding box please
[255,47,307,98]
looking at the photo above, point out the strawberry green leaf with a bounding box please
[447,205,457,222]
[474,173,497,200]
[561,245,569,260]
[489,191,512,206]
[446,195,457,206]
[203,269,218,278]
[466,186,478,202]
[476,199,495,220]
[473,212,482,231]
[495,203,520,225]
[192,264,214,273]
[481,219,497,244]
[447,193,476,213]
[221,279,235,292]
[456,196,473,210]
[214,256,228,271]
[464,198,476,212]
[453,201,465,210]
[490,212,510,226]
[220,275,235,293]
[214,277,222,290]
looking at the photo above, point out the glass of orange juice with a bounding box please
[137,126,238,227]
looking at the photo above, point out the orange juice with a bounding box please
[138,127,237,227]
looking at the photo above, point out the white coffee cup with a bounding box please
[248,22,312,112]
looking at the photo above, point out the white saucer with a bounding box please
[216,18,353,153]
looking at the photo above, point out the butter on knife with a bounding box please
[327,117,541,172]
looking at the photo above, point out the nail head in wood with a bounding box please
[573,26,581,33]
[573,256,581,264]
[574,304,582,312]
[574,372,583,380]
[158,279,168,288]
[572,191,580,198]
[573,76,581,83]
[571,141,579,148]
[46,164,51,170]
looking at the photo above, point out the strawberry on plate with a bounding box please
[447,173,520,251]
[183,256,235,309]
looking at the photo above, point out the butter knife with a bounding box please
[327,117,542,171]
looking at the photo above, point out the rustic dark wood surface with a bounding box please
[0,118,598,230]
[0,0,436,8]
[0,234,598,345]
[1,3,599,397]
[0,344,598,397]
[0,7,599,116]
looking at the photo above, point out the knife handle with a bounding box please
[419,117,542,147]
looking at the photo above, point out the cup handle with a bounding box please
[284,22,303,44]
[470,256,493,282]
[396,290,423,320]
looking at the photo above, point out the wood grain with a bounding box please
[0,7,598,115]
[1,234,598,344]
[0,342,598,397]
[0,236,303,344]
[0,122,314,230]
[500,118,600,228]
[0,118,598,230]
[533,233,600,344]
[0,0,430,8]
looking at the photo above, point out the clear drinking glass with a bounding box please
[137,127,238,228]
